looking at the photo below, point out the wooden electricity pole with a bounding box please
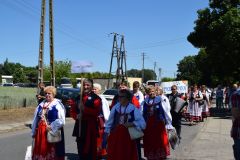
[49,0,55,86]
[37,0,55,87]
[37,0,46,86]
[141,52,145,83]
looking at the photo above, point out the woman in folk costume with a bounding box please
[104,89,146,160]
[71,79,102,160]
[183,86,193,122]
[143,86,170,160]
[31,86,66,160]
[156,86,174,130]
[200,85,210,121]
[92,83,110,159]
[188,84,203,125]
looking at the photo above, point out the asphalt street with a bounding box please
[0,118,205,160]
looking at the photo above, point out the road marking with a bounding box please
[24,145,32,160]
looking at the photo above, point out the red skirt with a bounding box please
[107,124,138,160]
[32,120,64,160]
[143,116,170,160]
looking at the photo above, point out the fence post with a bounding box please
[23,98,27,108]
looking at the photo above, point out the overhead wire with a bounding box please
[2,0,110,55]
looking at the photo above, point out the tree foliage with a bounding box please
[187,0,240,85]
[176,55,201,86]
[127,69,157,83]
[161,77,175,82]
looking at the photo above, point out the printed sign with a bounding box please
[71,61,93,73]
[161,80,188,94]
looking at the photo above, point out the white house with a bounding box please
[1,75,13,84]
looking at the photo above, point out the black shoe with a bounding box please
[178,136,181,144]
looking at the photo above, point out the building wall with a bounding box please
[1,75,13,84]
[127,77,142,90]
[93,78,113,90]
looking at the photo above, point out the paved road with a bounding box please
[0,118,204,160]
[0,119,78,160]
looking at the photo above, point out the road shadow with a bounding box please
[65,153,79,160]
[24,123,32,129]
[209,107,232,119]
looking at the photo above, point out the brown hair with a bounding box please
[133,81,140,88]
[119,89,132,101]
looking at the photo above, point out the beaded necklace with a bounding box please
[119,103,129,124]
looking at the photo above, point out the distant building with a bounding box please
[1,75,13,84]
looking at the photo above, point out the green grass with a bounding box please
[0,87,37,109]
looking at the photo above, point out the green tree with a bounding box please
[2,58,15,75]
[43,60,71,85]
[13,67,27,83]
[24,66,38,83]
[176,55,201,86]
[127,69,156,83]
[187,0,240,84]
[161,77,175,82]
[127,69,141,77]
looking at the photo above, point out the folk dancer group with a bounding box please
[182,84,211,125]
[31,79,213,160]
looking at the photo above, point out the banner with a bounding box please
[161,80,188,94]
[71,61,93,73]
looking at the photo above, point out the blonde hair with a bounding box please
[44,86,56,97]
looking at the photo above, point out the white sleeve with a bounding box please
[132,107,146,131]
[101,96,110,121]
[104,105,117,134]
[199,91,203,99]
[31,106,39,137]
[50,102,66,134]
[161,97,174,129]
[139,92,145,114]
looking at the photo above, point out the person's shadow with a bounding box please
[65,153,79,160]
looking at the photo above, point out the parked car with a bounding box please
[101,88,118,106]
[55,87,80,117]
[3,83,14,87]
[60,77,73,88]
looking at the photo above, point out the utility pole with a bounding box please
[141,52,145,83]
[154,61,157,80]
[49,0,55,86]
[119,34,127,83]
[107,33,128,89]
[107,32,120,89]
[37,0,55,88]
[158,68,162,82]
[37,0,46,87]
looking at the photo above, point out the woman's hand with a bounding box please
[124,122,134,128]
[46,125,52,131]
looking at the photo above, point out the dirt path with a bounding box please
[0,107,35,124]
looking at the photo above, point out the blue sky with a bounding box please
[0,0,209,78]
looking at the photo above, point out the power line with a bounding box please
[128,37,186,51]
[2,0,110,54]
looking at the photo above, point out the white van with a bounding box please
[146,80,160,86]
